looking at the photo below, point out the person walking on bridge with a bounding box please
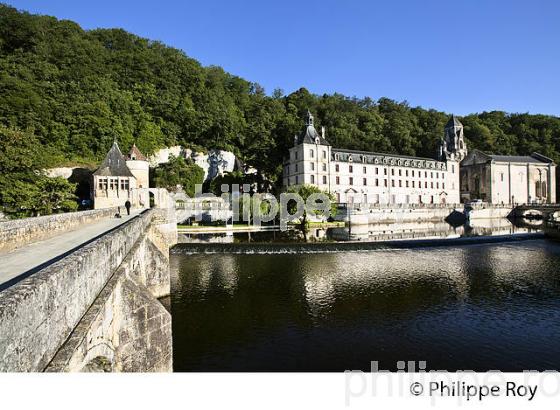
[125,200,131,216]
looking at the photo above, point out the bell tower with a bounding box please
[441,115,467,161]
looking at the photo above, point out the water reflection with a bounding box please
[328,218,538,242]
[178,218,540,245]
[171,239,560,372]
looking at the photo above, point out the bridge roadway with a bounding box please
[0,210,141,290]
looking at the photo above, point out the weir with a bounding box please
[0,193,177,372]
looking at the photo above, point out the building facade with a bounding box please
[92,142,150,209]
[460,150,556,204]
[283,111,464,205]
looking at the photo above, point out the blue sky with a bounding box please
[6,0,560,115]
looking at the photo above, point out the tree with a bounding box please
[285,185,337,227]
[152,155,204,196]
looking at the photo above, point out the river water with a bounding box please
[170,220,560,371]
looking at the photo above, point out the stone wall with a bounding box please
[0,209,174,372]
[0,207,119,253]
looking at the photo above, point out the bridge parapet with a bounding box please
[0,208,174,372]
[0,207,120,254]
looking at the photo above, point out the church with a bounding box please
[92,142,150,209]
[283,111,465,205]
[460,150,555,204]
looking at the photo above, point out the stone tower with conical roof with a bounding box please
[126,143,149,189]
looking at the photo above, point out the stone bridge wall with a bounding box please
[0,209,175,372]
[0,207,119,253]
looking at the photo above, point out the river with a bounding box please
[170,220,560,371]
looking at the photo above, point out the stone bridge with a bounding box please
[0,190,177,372]
[510,204,560,221]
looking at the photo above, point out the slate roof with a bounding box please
[445,115,462,128]
[93,141,135,177]
[463,149,555,165]
[127,144,147,161]
[489,154,553,164]
[296,110,329,145]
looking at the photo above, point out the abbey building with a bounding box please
[283,111,556,205]
[283,112,464,205]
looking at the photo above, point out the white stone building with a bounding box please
[460,150,556,204]
[283,111,465,205]
[92,142,150,210]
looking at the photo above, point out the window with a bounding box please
[322,163,327,171]
[375,167,379,175]
[384,179,388,187]
[349,165,353,173]
[431,172,433,178]
[363,166,367,174]
[120,179,129,190]
[442,182,445,189]
[412,181,415,188]
[425,181,428,188]
[436,182,439,189]
[323,175,327,184]
[398,169,402,176]
[392,180,395,187]
[384,168,387,175]
[109,178,118,190]
[310,162,314,171]
[406,170,409,177]
[295,164,298,172]
[295,176,299,184]
[98,178,108,190]
[295,152,298,160]
[310,149,314,158]
[335,164,340,172]
[431,182,434,188]
[412,170,415,177]
[310,175,315,184]
[500,173,504,182]
[349,177,354,185]
[363,178,367,186]
[399,180,402,187]
[375,179,379,187]
[406,181,409,188]
[452,164,455,173]
[336,176,340,185]
[323,150,327,159]
[425,171,428,178]
[391,169,395,176]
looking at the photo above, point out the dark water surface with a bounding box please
[170,238,560,371]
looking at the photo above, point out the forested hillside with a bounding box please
[2,3,560,189]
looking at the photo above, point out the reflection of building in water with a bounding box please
[299,251,471,312]
[181,256,239,296]
[329,221,460,242]
[464,218,538,236]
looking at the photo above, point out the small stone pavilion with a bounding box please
[92,142,150,210]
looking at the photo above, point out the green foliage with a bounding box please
[152,155,204,196]
[286,184,338,225]
[0,126,77,217]
[1,3,560,201]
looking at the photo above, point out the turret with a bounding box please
[126,144,149,189]
[442,115,467,161]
